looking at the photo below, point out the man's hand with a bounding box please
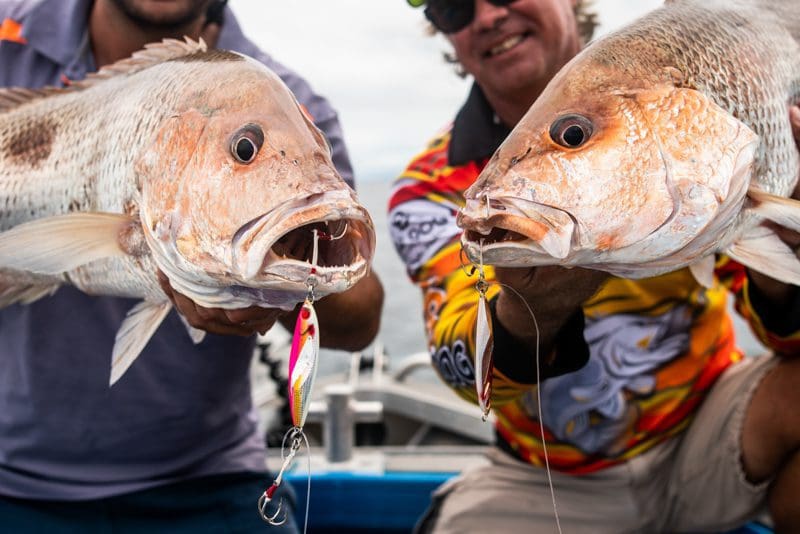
[157,271,284,337]
[494,265,608,355]
[747,105,800,304]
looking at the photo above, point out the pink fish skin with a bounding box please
[459,0,800,287]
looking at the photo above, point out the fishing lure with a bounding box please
[258,226,341,528]
[474,243,494,421]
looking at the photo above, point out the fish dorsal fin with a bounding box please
[0,37,207,113]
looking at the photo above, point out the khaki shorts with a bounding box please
[416,354,778,534]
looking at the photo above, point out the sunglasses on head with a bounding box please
[424,0,517,34]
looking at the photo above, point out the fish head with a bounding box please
[459,56,758,276]
[136,57,375,309]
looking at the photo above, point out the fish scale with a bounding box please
[459,0,800,286]
[0,38,376,384]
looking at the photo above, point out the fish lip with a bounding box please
[230,189,375,289]
[458,195,576,265]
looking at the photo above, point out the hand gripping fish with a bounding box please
[0,39,375,384]
[459,0,800,288]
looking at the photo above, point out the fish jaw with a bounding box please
[140,186,375,310]
[458,58,762,275]
[230,188,375,299]
[458,196,577,266]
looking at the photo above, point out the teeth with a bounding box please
[489,35,524,56]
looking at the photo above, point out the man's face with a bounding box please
[110,0,212,30]
[447,0,581,104]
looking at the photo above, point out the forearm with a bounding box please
[493,289,590,383]
[492,265,606,379]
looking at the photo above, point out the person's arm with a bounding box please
[723,106,800,351]
[492,264,607,377]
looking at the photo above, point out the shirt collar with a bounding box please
[20,1,246,81]
[449,82,511,166]
[22,0,94,68]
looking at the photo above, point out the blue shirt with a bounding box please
[0,0,354,500]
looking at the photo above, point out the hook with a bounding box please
[321,220,348,241]
[258,485,288,525]
[458,245,478,278]
[256,427,302,525]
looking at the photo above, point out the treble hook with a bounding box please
[258,485,287,525]
[257,427,302,525]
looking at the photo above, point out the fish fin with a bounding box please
[747,188,800,232]
[0,37,206,113]
[726,226,800,285]
[0,213,134,275]
[689,255,716,288]
[178,313,207,345]
[0,284,60,307]
[110,300,172,385]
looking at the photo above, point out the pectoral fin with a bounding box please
[0,213,134,274]
[726,226,800,285]
[178,313,207,344]
[747,188,800,232]
[0,283,60,307]
[110,300,172,385]
[689,255,716,288]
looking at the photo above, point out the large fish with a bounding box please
[0,39,375,384]
[458,0,800,288]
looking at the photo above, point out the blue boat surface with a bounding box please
[284,470,774,533]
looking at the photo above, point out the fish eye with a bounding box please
[549,114,594,149]
[230,124,264,164]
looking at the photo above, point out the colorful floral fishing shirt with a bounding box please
[388,83,800,473]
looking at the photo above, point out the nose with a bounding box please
[473,0,511,31]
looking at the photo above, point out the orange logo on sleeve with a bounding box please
[0,18,26,44]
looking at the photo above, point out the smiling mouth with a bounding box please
[485,32,530,58]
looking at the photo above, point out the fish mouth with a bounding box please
[458,196,576,266]
[231,189,375,296]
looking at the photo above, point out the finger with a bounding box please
[791,105,800,148]
[156,270,177,304]
[224,306,283,324]
[198,321,255,337]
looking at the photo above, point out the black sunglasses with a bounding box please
[424,0,517,34]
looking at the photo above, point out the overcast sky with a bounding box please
[230,0,663,182]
